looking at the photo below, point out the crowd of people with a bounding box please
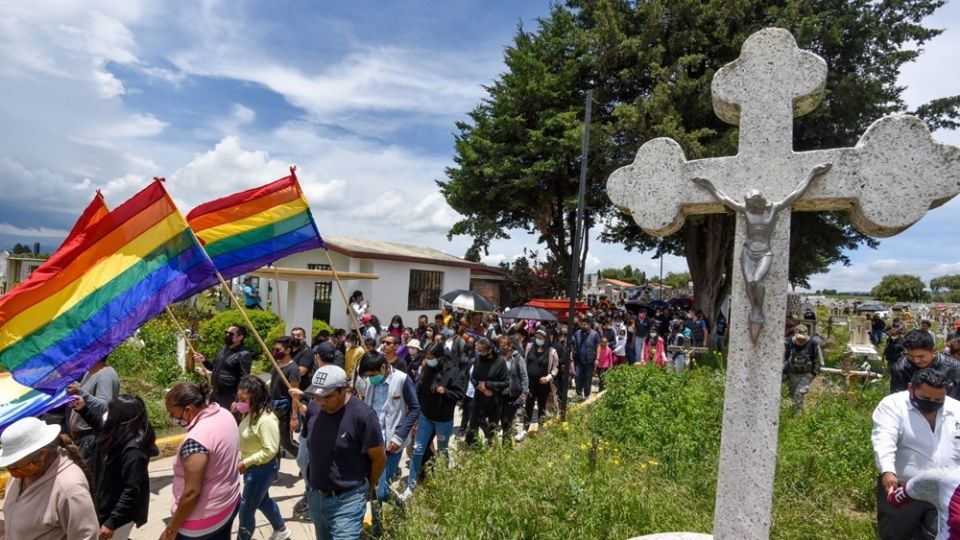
[17,287,960,539]
[0,288,726,540]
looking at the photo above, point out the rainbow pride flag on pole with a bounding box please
[0,373,71,432]
[186,167,325,280]
[0,180,219,391]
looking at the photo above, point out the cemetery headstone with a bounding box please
[613,27,960,540]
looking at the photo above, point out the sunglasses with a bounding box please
[381,340,397,345]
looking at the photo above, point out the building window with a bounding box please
[408,270,443,311]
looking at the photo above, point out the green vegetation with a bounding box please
[198,308,282,371]
[389,365,883,539]
[871,274,930,303]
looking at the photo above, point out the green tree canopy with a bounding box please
[871,274,930,302]
[441,0,958,320]
[930,274,960,302]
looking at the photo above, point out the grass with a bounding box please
[386,365,882,539]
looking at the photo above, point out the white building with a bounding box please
[0,251,46,295]
[250,235,505,334]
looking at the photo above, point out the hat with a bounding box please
[305,365,348,398]
[794,324,809,335]
[361,313,373,323]
[313,341,337,360]
[406,339,422,351]
[0,417,61,468]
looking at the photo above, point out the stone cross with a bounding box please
[609,28,960,540]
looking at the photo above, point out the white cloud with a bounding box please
[0,223,69,238]
[481,253,507,266]
[95,113,168,138]
[230,104,255,125]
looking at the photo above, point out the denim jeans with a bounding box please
[307,482,368,540]
[296,433,310,478]
[376,448,404,501]
[574,362,595,398]
[238,458,285,540]
[672,353,686,375]
[408,414,453,490]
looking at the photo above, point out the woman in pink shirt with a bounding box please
[595,337,615,392]
[163,382,241,540]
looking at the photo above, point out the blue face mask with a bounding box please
[425,358,439,368]
[368,374,386,386]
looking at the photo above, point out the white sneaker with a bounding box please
[397,487,414,503]
[514,430,527,442]
[269,529,292,540]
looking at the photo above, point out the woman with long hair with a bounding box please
[163,381,241,540]
[69,393,158,540]
[0,417,100,539]
[388,315,405,338]
[236,376,289,540]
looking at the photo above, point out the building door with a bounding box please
[308,264,332,323]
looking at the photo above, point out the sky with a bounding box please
[0,0,957,294]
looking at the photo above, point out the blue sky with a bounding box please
[0,0,956,293]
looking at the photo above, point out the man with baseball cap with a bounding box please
[783,324,822,411]
[292,365,385,540]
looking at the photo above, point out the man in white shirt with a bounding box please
[872,368,960,540]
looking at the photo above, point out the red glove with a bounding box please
[887,485,915,509]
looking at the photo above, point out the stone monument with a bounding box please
[608,28,960,539]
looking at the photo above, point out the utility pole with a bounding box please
[561,89,592,421]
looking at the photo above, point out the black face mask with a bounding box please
[224,334,234,347]
[911,392,944,414]
[292,338,303,348]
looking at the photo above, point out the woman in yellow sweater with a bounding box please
[236,376,290,540]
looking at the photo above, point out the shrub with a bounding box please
[312,319,335,341]
[197,308,280,368]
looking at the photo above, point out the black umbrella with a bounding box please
[624,299,654,316]
[501,305,558,321]
[440,289,494,312]
[856,303,887,312]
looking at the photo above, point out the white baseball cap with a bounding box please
[0,417,61,468]
[305,365,348,397]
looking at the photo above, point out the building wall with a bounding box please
[267,249,471,333]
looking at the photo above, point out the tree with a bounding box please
[499,249,566,306]
[871,274,931,302]
[441,0,957,322]
[11,243,31,255]
[599,264,646,283]
[930,274,960,302]
[663,272,692,291]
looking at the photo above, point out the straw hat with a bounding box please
[0,417,61,468]
[406,339,422,351]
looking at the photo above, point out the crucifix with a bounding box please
[608,28,960,540]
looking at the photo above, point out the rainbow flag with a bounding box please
[186,167,324,280]
[60,191,108,249]
[0,180,219,391]
[0,373,71,433]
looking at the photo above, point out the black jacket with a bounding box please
[889,352,960,399]
[205,345,253,405]
[470,354,509,401]
[783,338,822,375]
[416,359,466,421]
[883,335,905,364]
[78,405,157,529]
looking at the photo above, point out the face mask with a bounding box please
[650,333,657,339]
[169,414,189,428]
[292,338,303,348]
[272,350,285,360]
[224,334,234,347]
[535,338,545,347]
[235,402,251,415]
[426,332,434,338]
[392,323,400,328]
[7,451,47,479]
[911,393,944,414]
[425,358,439,368]
[368,374,386,386]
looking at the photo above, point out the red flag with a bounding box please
[60,191,108,249]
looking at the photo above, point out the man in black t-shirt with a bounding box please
[297,365,386,539]
[291,327,314,391]
[270,336,301,458]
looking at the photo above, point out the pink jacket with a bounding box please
[641,337,667,367]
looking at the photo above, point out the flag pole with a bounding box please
[215,272,293,390]
[165,306,211,385]
[272,265,283,319]
[322,248,370,351]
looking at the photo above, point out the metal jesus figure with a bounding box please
[693,162,832,342]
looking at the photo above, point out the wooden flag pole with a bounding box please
[165,306,211,386]
[215,272,293,390]
[272,265,283,319]
[323,248,369,350]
